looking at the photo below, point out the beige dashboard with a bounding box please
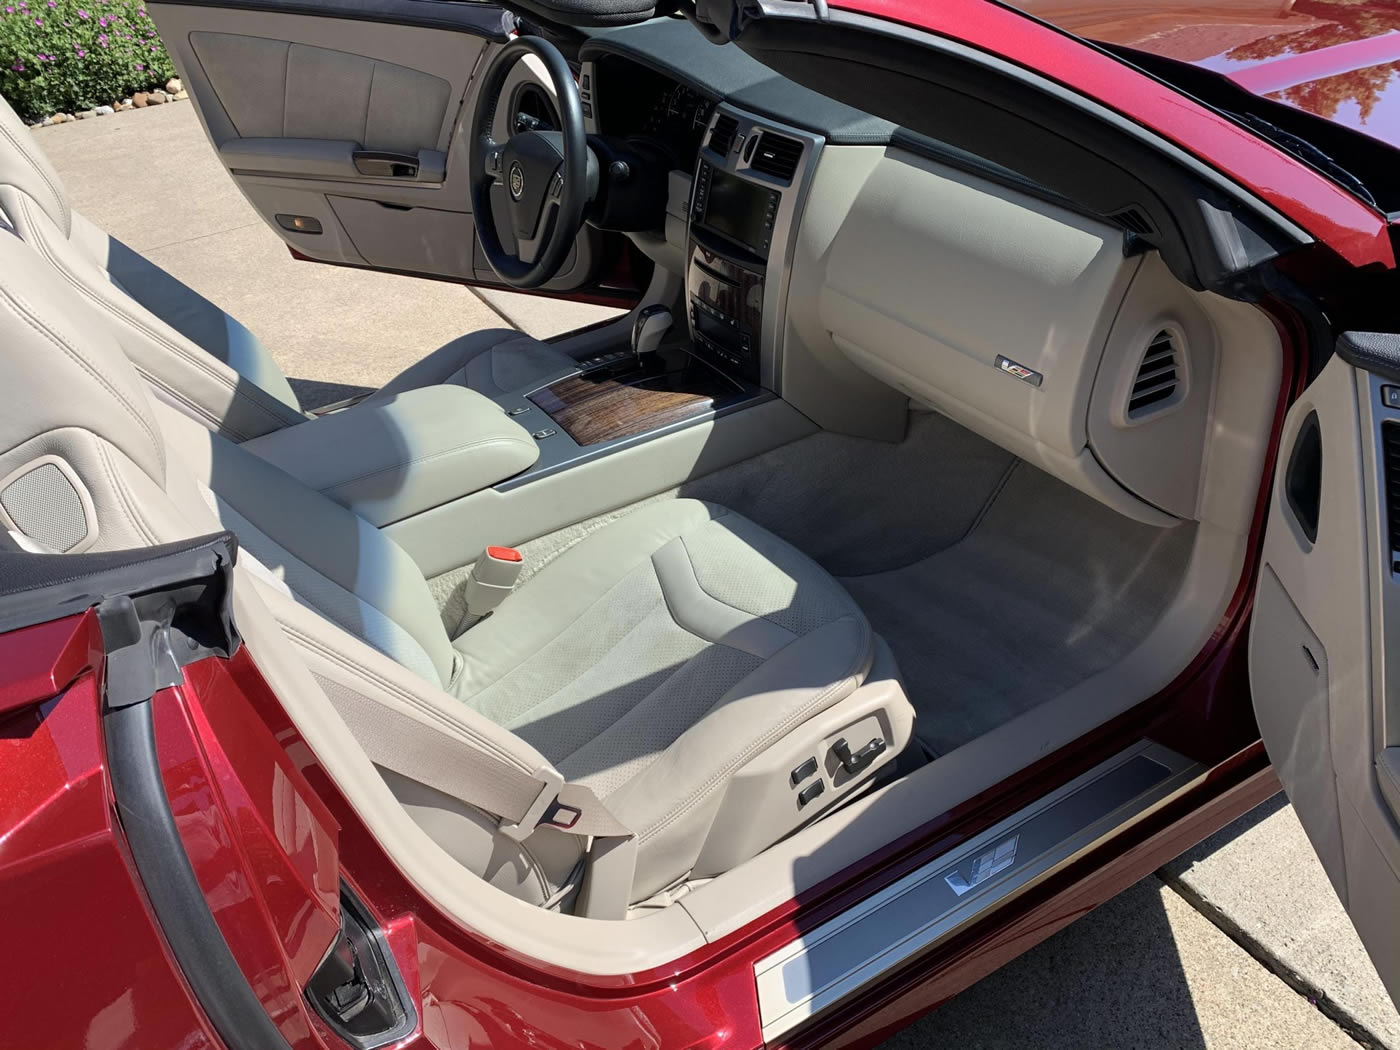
[776,143,1280,527]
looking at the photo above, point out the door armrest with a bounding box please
[221,138,447,183]
[243,385,539,526]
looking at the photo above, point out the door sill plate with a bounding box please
[754,741,1199,1040]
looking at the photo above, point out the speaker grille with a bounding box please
[1,462,87,551]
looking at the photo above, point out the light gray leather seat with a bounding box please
[0,93,575,441]
[0,227,913,914]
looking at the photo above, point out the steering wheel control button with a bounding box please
[550,171,565,200]
[531,428,557,440]
[790,756,818,787]
[797,781,825,808]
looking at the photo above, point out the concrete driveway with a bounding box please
[34,101,1400,1050]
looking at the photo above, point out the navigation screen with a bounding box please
[702,169,774,253]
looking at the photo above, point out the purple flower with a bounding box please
[133,61,141,69]
[74,46,85,56]
[78,7,88,14]
[32,16,40,24]
[10,61,22,71]
[5,7,14,12]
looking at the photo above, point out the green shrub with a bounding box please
[0,0,175,120]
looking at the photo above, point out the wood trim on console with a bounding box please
[530,362,740,446]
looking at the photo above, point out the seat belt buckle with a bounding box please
[464,546,524,624]
[499,767,567,841]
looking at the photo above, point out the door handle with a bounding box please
[352,150,420,178]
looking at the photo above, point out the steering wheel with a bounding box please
[469,37,596,289]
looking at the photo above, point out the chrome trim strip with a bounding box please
[754,741,1200,1041]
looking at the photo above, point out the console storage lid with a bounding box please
[243,385,539,527]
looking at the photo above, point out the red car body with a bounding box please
[1,2,1394,1049]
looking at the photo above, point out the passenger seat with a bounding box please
[0,228,915,915]
[0,93,577,441]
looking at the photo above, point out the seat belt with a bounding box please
[323,675,637,919]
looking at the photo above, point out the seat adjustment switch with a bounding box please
[790,756,818,786]
[797,780,824,808]
[831,736,887,777]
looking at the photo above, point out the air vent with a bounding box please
[708,114,738,155]
[1383,423,1400,571]
[749,132,803,182]
[1127,329,1181,418]
[1111,207,1158,238]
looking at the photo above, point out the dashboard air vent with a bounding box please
[709,114,739,155]
[1111,207,1157,238]
[1127,329,1181,418]
[1384,423,1400,571]
[750,132,803,182]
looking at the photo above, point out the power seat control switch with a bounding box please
[790,756,818,787]
[831,735,887,777]
[797,780,825,808]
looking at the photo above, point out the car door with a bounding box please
[145,0,639,301]
[1250,335,1400,1005]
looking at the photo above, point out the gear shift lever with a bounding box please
[631,304,672,362]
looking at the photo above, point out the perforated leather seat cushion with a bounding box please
[455,499,874,897]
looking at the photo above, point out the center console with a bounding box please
[687,106,822,390]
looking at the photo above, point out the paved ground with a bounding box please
[36,101,1399,1049]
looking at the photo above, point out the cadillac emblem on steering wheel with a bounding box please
[508,161,525,201]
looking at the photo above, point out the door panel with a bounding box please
[148,0,613,294]
[1251,346,1400,1005]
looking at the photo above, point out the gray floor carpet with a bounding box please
[679,411,1197,755]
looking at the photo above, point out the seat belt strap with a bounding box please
[314,671,638,917]
[324,675,633,841]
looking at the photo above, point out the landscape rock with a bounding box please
[147,90,167,105]
[39,116,52,127]
[74,109,95,120]
[49,113,71,124]
[94,105,114,116]
[131,93,148,108]
[174,90,188,101]
[165,77,182,94]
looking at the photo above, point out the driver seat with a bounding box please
[0,93,577,441]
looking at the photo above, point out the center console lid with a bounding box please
[243,385,539,527]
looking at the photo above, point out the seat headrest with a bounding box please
[0,94,71,236]
[0,227,162,483]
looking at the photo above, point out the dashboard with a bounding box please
[591,54,715,169]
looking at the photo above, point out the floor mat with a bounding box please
[440,409,1196,754]
[837,464,1196,754]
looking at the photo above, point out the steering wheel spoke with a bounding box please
[467,37,592,289]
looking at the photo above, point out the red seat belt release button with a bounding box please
[464,546,525,621]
